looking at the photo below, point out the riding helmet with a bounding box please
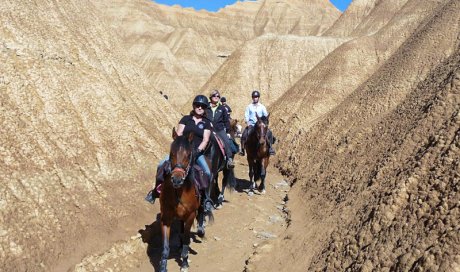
[220,96,226,102]
[193,95,209,108]
[251,90,260,98]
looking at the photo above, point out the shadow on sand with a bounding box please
[138,213,204,271]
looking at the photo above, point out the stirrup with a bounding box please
[145,190,156,204]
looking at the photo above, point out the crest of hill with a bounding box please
[324,0,410,37]
[248,0,459,270]
[0,0,179,271]
[253,0,341,36]
[196,34,349,117]
[94,0,341,106]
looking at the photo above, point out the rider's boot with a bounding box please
[145,187,160,204]
[204,186,214,213]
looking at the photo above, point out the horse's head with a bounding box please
[170,128,194,188]
[255,114,269,145]
[229,119,243,138]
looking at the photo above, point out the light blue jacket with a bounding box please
[244,102,268,126]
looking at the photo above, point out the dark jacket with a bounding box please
[206,104,230,132]
[222,104,232,118]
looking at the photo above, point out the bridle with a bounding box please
[171,149,193,184]
[256,120,268,143]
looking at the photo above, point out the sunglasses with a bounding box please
[193,103,206,109]
[252,96,259,98]
[211,94,220,98]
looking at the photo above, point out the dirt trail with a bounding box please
[73,159,289,272]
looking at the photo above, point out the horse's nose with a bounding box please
[172,176,183,188]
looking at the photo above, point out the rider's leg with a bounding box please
[217,130,234,168]
[145,154,170,203]
[239,126,249,155]
[196,154,213,212]
[267,129,276,155]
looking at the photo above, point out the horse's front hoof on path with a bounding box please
[259,189,266,195]
[181,263,189,272]
[215,203,223,210]
[247,191,254,196]
[197,226,205,238]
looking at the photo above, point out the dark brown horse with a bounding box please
[245,114,270,194]
[159,129,202,272]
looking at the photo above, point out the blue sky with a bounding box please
[153,0,353,12]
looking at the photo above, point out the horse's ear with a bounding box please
[172,127,178,139]
[256,112,260,120]
[187,132,194,143]
[267,113,270,119]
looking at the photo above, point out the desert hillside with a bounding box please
[93,0,340,107]
[1,0,459,271]
[255,0,459,270]
[0,1,178,271]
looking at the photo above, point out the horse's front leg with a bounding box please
[180,212,195,272]
[160,220,172,272]
[258,158,269,194]
[196,204,206,238]
[247,160,257,195]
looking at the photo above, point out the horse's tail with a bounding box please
[224,167,236,190]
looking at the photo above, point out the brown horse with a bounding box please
[159,129,201,272]
[228,118,242,139]
[245,114,270,194]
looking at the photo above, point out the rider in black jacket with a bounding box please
[206,90,235,169]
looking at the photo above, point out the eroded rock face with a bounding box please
[198,34,349,117]
[2,0,459,271]
[250,0,459,270]
[93,0,341,107]
[0,1,178,270]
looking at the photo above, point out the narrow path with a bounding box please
[73,159,289,272]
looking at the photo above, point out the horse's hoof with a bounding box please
[259,189,266,195]
[181,263,189,272]
[215,203,223,210]
[247,191,254,196]
[197,226,205,238]
[218,194,225,203]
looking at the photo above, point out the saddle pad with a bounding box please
[213,132,226,158]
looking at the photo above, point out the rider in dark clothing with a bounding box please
[220,96,232,119]
[206,90,235,169]
[145,95,212,206]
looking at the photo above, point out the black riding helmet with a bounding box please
[220,96,226,102]
[252,90,260,98]
[193,95,209,108]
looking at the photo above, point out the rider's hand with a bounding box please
[196,148,204,156]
